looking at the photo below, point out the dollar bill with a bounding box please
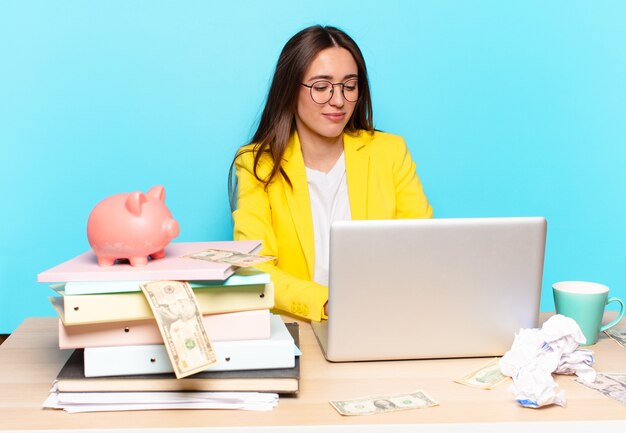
[576,373,626,404]
[454,357,509,389]
[329,391,438,416]
[605,327,626,349]
[184,248,275,267]
[140,281,217,379]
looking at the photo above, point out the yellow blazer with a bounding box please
[233,130,433,321]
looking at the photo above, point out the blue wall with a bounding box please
[1,1,625,333]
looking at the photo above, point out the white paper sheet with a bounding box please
[43,390,279,413]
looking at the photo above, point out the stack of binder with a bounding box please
[38,241,300,395]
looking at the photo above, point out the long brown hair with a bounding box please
[229,25,374,210]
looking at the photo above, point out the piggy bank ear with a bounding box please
[126,192,148,216]
[147,185,165,202]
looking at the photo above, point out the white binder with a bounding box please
[84,315,295,377]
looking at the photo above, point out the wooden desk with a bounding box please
[1,315,625,432]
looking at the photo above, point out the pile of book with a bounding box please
[37,241,300,412]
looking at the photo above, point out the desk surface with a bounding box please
[1,314,625,432]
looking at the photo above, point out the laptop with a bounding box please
[311,217,547,362]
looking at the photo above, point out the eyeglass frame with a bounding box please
[300,78,359,104]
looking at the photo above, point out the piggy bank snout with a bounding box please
[164,218,180,239]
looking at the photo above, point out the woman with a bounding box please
[230,25,433,321]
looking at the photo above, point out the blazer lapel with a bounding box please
[344,132,370,220]
[281,133,315,278]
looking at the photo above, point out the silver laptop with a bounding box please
[311,217,547,362]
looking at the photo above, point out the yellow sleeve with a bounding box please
[393,137,434,219]
[254,262,328,322]
[232,149,328,321]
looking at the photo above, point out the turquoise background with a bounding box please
[1,1,625,333]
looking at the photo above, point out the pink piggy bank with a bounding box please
[87,185,180,266]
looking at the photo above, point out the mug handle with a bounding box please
[599,297,625,332]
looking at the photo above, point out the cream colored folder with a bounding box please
[50,283,274,325]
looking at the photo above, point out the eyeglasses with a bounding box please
[301,78,359,104]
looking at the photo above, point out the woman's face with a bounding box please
[295,47,358,143]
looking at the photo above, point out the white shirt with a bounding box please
[305,152,352,287]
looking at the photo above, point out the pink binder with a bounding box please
[58,309,272,349]
[38,241,262,283]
